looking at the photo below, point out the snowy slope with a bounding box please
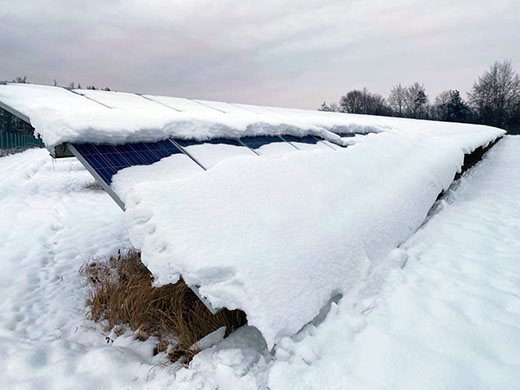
[267,136,520,390]
[1,137,519,389]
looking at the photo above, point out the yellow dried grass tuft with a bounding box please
[81,249,246,363]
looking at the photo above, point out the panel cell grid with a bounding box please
[282,135,320,145]
[283,135,334,151]
[174,137,242,148]
[239,135,285,149]
[72,140,183,184]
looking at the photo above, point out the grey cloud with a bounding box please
[0,0,519,108]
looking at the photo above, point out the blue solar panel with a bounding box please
[240,135,285,149]
[72,140,183,184]
[174,137,242,148]
[332,130,373,137]
[282,135,320,145]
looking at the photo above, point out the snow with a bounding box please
[111,152,202,202]
[179,142,256,169]
[246,138,298,156]
[123,126,503,347]
[0,82,508,348]
[287,138,334,151]
[144,95,226,114]
[267,136,520,389]
[0,83,499,153]
[1,137,519,388]
[0,83,357,149]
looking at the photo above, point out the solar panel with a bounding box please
[174,138,241,148]
[71,140,184,184]
[281,135,333,151]
[312,136,338,150]
[240,135,297,157]
[281,135,319,144]
[70,134,339,212]
[331,129,375,137]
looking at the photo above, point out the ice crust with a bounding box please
[0,82,505,347]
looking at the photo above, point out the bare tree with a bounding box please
[403,82,428,118]
[340,88,389,115]
[433,90,469,122]
[388,83,407,116]
[340,89,364,113]
[468,60,520,128]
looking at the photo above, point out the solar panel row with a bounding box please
[72,140,182,184]
[70,134,345,210]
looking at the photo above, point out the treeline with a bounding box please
[319,61,520,133]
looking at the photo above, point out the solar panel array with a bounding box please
[68,132,358,211]
[71,140,183,184]
[0,84,377,211]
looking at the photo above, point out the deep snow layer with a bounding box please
[0,83,367,149]
[124,126,503,347]
[0,83,502,150]
[267,136,520,389]
[1,137,519,389]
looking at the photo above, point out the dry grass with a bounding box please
[83,182,103,191]
[81,249,247,363]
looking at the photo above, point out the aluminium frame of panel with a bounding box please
[67,143,127,211]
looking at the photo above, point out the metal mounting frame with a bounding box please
[169,138,207,170]
[67,143,126,211]
[137,94,182,112]
[0,100,31,124]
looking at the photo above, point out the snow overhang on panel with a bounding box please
[0,82,506,348]
[0,83,389,154]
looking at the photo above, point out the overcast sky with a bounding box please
[1,0,519,109]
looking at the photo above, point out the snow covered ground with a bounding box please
[1,137,519,389]
[0,82,505,348]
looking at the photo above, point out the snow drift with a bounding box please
[0,83,505,347]
[123,128,502,347]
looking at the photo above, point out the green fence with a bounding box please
[0,131,44,151]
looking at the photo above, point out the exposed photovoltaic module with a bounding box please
[71,140,184,185]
